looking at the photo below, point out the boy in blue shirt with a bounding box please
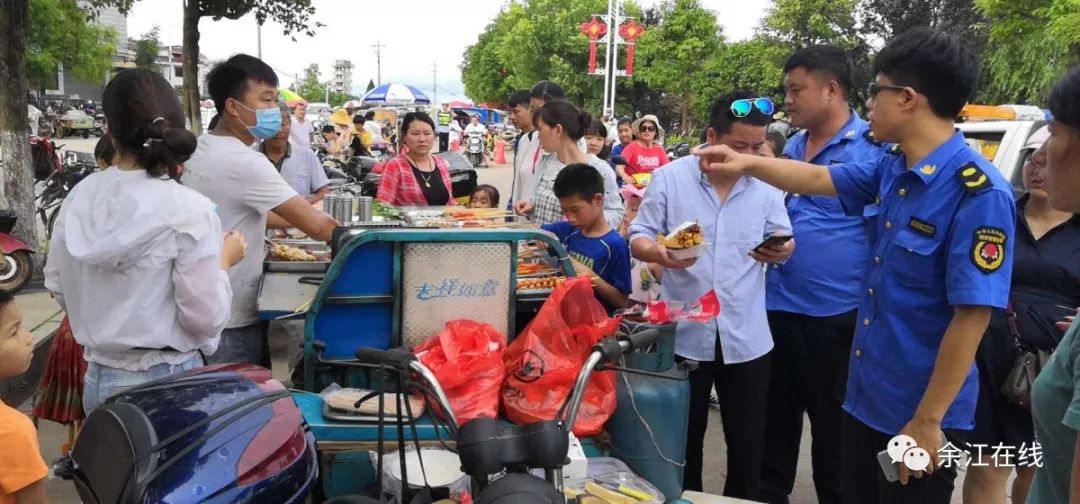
[542,163,632,311]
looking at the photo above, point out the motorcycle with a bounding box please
[465,130,485,168]
[36,149,94,239]
[665,142,691,161]
[92,113,107,137]
[0,209,35,294]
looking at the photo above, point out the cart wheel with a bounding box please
[0,251,33,294]
[82,130,89,139]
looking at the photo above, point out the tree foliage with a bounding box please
[294,63,325,103]
[693,40,788,118]
[859,0,984,42]
[135,26,161,71]
[762,0,863,48]
[634,0,723,134]
[976,0,1080,103]
[26,0,118,90]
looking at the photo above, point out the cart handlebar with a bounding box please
[353,346,460,429]
[561,327,663,431]
[355,346,416,369]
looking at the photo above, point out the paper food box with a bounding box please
[660,221,704,260]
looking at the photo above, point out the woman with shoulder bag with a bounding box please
[964,125,1080,503]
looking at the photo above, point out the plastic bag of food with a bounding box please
[501,277,621,436]
[415,320,507,425]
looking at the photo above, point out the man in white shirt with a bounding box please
[289,101,314,148]
[183,54,338,366]
[529,81,589,156]
[508,90,540,208]
[363,111,384,144]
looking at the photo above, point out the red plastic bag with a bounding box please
[501,277,621,436]
[415,320,507,425]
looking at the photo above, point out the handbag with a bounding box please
[1001,304,1053,410]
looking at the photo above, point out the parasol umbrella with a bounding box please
[32,316,87,451]
[342,99,364,109]
[361,83,431,105]
[279,88,305,106]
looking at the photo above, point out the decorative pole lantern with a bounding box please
[579,17,609,74]
[618,19,645,76]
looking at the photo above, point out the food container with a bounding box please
[337,193,355,225]
[357,196,374,222]
[664,221,704,260]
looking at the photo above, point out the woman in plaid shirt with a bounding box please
[377,112,455,206]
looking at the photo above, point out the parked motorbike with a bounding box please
[55,364,318,504]
[665,142,691,161]
[55,109,95,139]
[92,113,107,137]
[36,149,94,239]
[0,209,35,294]
[465,131,485,168]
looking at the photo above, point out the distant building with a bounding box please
[157,45,210,92]
[332,60,354,95]
[41,3,132,102]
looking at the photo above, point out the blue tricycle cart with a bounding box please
[257,226,692,502]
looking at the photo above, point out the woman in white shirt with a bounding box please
[44,69,246,414]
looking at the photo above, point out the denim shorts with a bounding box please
[204,322,270,367]
[83,355,202,415]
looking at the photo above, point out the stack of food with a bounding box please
[658,221,704,260]
[443,208,517,228]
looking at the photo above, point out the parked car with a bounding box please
[956,120,1046,196]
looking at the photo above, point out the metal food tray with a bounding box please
[264,242,330,272]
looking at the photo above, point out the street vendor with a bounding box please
[628,90,793,499]
[377,112,456,206]
[183,54,338,367]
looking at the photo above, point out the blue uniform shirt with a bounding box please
[767,112,884,316]
[829,131,1017,435]
[541,221,632,310]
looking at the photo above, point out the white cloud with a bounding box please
[126,0,769,102]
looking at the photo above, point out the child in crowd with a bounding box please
[0,290,49,504]
[619,184,661,303]
[584,119,611,160]
[542,163,631,310]
[468,184,500,209]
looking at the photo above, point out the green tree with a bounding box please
[762,0,863,48]
[328,92,352,108]
[859,0,984,41]
[26,0,118,92]
[294,63,325,103]
[975,0,1080,103]
[135,26,162,71]
[634,0,723,134]
[692,39,789,124]
[365,79,376,94]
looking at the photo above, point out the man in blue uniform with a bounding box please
[695,28,1016,503]
[760,45,887,504]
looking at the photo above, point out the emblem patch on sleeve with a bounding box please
[958,163,991,194]
[972,227,1007,273]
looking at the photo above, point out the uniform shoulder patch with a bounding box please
[887,144,901,155]
[958,162,991,194]
[863,130,881,146]
[971,226,1007,274]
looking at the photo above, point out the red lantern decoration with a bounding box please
[618,19,646,75]
[579,17,609,74]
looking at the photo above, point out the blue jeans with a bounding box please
[83,355,202,415]
[205,323,270,367]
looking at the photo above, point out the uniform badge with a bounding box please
[908,217,936,237]
[972,227,1007,273]
[920,165,936,175]
[863,130,881,146]
[958,163,991,194]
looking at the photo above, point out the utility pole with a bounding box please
[372,41,386,85]
[432,61,438,105]
[257,23,263,60]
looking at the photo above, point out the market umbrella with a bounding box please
[279,88,305,106]
[361,83,431,105]
[342,99,363,109]
[32,316,87,451]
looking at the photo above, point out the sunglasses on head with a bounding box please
[866,82,911,98]
[730,98,775,118]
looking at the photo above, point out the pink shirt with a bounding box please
[621,141,669,175]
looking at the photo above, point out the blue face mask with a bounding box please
[235,101,282,140]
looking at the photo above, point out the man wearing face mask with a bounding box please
[183,54,337,366]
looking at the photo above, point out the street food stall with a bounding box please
[257,204,692,502]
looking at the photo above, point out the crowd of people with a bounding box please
[1,24,1080,504]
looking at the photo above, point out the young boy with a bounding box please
[696,29,1015,502]
[542,163,631,311]
[0,290,49,504]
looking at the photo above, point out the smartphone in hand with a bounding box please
[753,234,793,253]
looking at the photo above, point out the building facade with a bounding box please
[332,60,354,95]
[41,3,131,102]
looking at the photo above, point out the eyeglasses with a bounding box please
[640,124,657,132]
[866,82,910,98]
[730,98,775,118]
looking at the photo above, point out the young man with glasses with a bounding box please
[629,90,794,499]
[696,29,1016,503]
[759,45,888,504]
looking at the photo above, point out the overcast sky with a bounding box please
[126,0,770,102]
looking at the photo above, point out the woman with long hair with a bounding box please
[377,112,456,206]
[44,69,246,414]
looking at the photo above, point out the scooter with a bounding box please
[465,131,485,168]
[0,210,34,294]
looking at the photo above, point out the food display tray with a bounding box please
[265,242,331,272]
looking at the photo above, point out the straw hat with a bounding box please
[632,114,665,140]
[329,108,352,127]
